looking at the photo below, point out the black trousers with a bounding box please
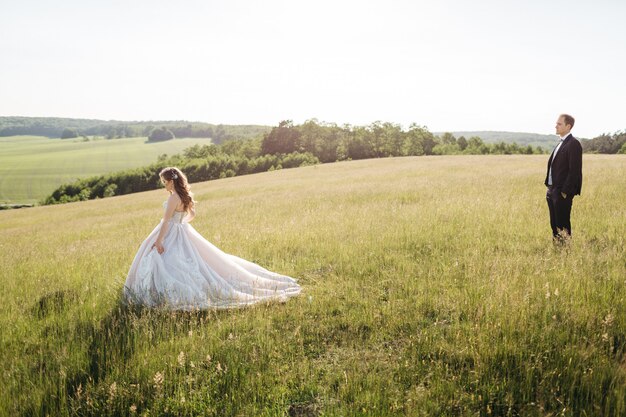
[546,187,573,237]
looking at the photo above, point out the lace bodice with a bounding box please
[171,211,186,223]
[163,201,186,224]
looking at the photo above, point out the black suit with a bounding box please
[544,134,583,238]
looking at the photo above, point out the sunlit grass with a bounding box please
[0,155,625,416]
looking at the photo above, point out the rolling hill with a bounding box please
[0,135,218,205]
[1,155,625,416]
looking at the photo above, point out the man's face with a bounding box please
[555,117,571,137]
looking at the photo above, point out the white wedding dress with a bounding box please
[124,202,301,310]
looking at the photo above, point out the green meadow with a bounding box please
[1,155,625,416]
[0,136,214,205]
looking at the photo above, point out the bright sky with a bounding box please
[1,0,624,138]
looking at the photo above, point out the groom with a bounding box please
[544,114,583,241]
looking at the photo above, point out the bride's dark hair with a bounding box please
[159,167,195,212]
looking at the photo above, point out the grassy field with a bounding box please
[0,135,214,205]
[1,155,625,416]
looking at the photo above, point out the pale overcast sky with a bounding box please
[1,0,624,138]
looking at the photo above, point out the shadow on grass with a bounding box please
[63,294,240,409]
[31,288,78,319]
[26,288,301,416]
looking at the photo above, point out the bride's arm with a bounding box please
[152,194,179,253]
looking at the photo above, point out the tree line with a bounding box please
[43,119,549,205]
[0,116,269,144]
[581,131,626,154]
[42,152,319,204]
[259,120,543,160]
[5,116,624,154]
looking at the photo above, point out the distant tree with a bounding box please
[467,136,484,148]
[421,131,438,155]
[433,143,461,155]
[463,136,489,154]
[457,136,468,151]
[491,142,509,154]
[183,144,219,159]
[148,127,175,142]
[219,137,262,159]
[581,131,626,154]
[261,120,301,155]
[298,120,343,162]
[615,132,626,153]
[103,183,117,197]
[374,122,404,156]
[213,125,228,144]
[298,119,324,155]
[61,128,79,139]
[440,132,457,145]
[345,126,377,159]
[619,142,626,154]
[403,124,432,156]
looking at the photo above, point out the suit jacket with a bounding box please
[544,134,583,196]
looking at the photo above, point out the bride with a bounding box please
[124,167,301,310]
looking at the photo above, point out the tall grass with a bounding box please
[0,155,624,416]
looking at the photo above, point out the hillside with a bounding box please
[1,155,625,416]
[0,136,218,205]
[0,116,271,141]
